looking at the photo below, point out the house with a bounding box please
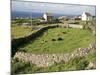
[81,12,92,21]
[43,12,54,21]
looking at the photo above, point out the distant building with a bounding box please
[15,17,19,19]
[74,16,81,20]
[78,16,82,19]
[58,16,69,20]
[43,12,54,21]
[81,12,92,21]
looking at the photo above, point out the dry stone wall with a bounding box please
[13,44,95,67]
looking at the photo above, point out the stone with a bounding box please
[86,61,96,69]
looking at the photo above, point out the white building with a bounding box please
[81,12,92,21]
[43,13,53,21]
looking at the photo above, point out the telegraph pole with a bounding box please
[30,11,32,27]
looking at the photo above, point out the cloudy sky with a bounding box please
[11,0,96,15]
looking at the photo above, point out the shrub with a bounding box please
[68,57,89,70]
[68,21,80,24]
[57,37,63,41]
[76,60,89,70]
[52,39,56,41]
[62,32,66,34]
[11,61,25,74]
[74,18,81,20]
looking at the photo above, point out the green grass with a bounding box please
[11,20,96,74]
[86,49,96,62]
[19,28,95,53]
[11,25,37,39]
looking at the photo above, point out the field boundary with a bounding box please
[11,25,59,56]
[13,43,95,67]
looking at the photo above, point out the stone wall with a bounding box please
[68,24,83,29]
[13,44,95,67]
[59,23,83,29]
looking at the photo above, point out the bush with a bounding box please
[68,57,89,70]
[11,61,25,74]
[11,59,31,74]
[57,37,63,41]
[69,22,79,24]
[76,59,89,70]
[74,18,81,20]
[52,39,56,41]
[11,60,43,74]
[62,32,67,34]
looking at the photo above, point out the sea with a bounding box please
[11,11,79,19]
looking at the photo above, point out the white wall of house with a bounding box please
[82,13,87,21]
[43,13,47,21]
[81,12,92,21]
[87,16,92,21]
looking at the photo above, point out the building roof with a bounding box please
[84,12,92,16]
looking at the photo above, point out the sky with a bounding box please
[11,0,96,15]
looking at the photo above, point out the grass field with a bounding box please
[11,25,37,39]
[19,28,95,53]
[11,22,96,74]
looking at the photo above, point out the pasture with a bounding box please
[11,25,37,39]
[19,28,95,53]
